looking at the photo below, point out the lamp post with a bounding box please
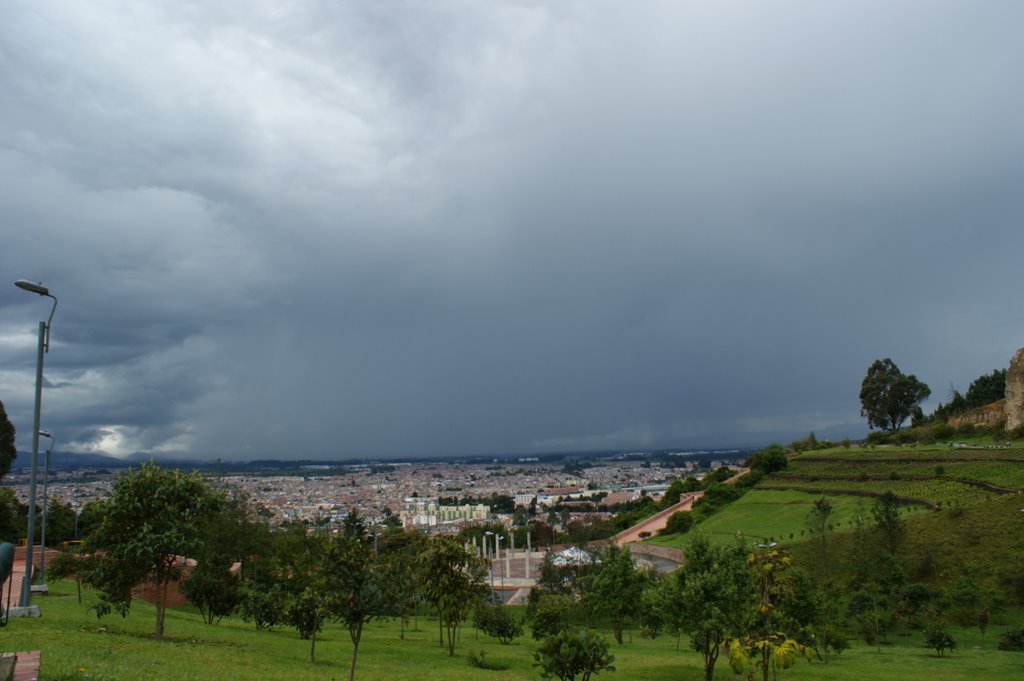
[38,431,54,583]
[484,531,495,595]
[14,279,57,608]
[495,535,504,590]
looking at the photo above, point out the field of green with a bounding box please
[3,583,1022,681]
[757,443,1024,507]
[645,489,928,550]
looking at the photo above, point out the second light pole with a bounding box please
[38,430,54,584]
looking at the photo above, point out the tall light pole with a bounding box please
[38,431,54,583]
[484,531,495,596]
[495,535,504,590]
[14,279,57,607]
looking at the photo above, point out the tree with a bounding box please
[0,488,23,543]
[804,498,834,579]
[323,520,388,681]
[0,400,15,482]
[859,358,931,432]
[418,535,486,656]
[587,545,648,644]
[180,489,262,625]
[727,549,813,681]
[527,592,573,640]
[872,492,906,558]
[276,525,331,661]
[676,534,751,681]
[238,523,288,633]
[923,621,957,657]
[474,602,523,644]
[376,528,426,639]
[745,444,788,474]
[964,369,1007,409]
[80,464,222,640]
[534,628,615,681]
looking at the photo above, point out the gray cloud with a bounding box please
[1,1,1023,459]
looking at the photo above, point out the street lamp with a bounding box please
[38,431,54,584]
[495,535,504,590]
[14,279,58,608]
[484,531,495,594]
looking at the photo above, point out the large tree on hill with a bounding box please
[859,358,931,432]
[80,463,222,640]
[0,400,16,481]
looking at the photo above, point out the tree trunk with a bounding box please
[613,619,623,645]
[704,643,719,681]
[348,624,363,681]
[310,628,317,663]
[154,574,165,641]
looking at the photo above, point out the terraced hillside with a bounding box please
[764,445,1024,507]
[647,439,1024,602]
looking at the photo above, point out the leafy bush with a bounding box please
[528,593,573,640]
[534,628,615,681]
[997,626,1024,652]
[239,587,286,631]
[819,624,848,656]
[465,649,507,670]
[660,511,694,536]
[474,603,523,644]
[923,621,957,656]
[746,444,788,473]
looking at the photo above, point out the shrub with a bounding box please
[998,626,1024,652]
[474,603,523,644]
[534,628,615,681]
[746,444,788,473]
[465,649,507,670]
[661,511,694,536]
[528,594,573,640]
[819,624,848,656]
[924,622,957,656]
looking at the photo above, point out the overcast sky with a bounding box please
[1,1,1022,461]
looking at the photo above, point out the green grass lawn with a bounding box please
[645,489,927,550]
[3,583,1023,680]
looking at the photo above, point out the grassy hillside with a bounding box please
[649,438,1024,603]
[3,583,1023,681]
[645,489,928,550]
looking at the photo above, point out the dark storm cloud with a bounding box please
[1,1,1023,459]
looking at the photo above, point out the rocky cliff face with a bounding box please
[1005,347,1024,431]
[949,399,1006,429]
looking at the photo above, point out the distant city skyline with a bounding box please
[2,2,1022,460]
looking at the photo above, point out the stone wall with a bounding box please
[1006,347,1024,431]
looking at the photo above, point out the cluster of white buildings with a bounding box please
[400,498,491,530]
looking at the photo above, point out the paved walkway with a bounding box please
[610,468,751,546]
[2,560,27,611]
[12,651,40,681]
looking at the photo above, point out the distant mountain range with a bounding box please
[10,422,864,473]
